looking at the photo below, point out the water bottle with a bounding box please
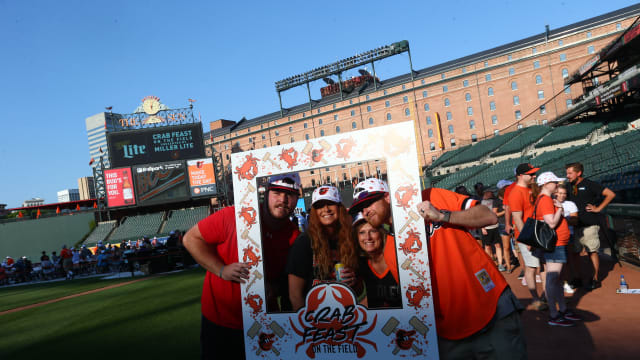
[620,275,628,292]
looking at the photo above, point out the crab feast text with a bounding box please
[300,305,368,344]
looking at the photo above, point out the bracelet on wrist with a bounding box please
[219,264,224,278]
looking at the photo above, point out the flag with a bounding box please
[93,202,97,209]
[99,146,103,153]
[17,211,23,218]
[76,204,81,211]
[36,209,41,219]
[89,157,95,166]
[56,206,60,214]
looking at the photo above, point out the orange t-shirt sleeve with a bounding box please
[536,196,555,219]
[509,188,524,213]
[422,188,475,212]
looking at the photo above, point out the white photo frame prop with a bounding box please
[231,121,439,359]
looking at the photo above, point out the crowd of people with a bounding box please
[181,159,618,359]
[0,230,188,286]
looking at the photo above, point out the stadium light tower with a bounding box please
[274,40,413,117]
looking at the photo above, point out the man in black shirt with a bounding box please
[565,162,616,290]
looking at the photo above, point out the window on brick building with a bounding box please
[448,125,454,134]
[533,60,540,69]
[463,80,469,87]
[562,68,569,78]
[428,129,434,138]
[467,107,473,115]
[444,98,450,107]
[471,134,478,142]
[336,126,340,133]
[405,108,411,116]
[385,100,390,108]
[511,81,518,90]
[426,116,432,125]
[588,45,595,54]
[386,113,392,121]
[509,67,515,76]
[560,53,566,62]
[352,122,357,129]
[469,120,475,129]
[423,90,428,98]
[488,87,494,96]
[515,110,522,120]
[424,103,430,111]
[538,90,544,99]
[513,96,520,105]
[443,85,448,93]
[465,93,471,101]
[536,75,542,84]
[485,73,491,81]
[490,101,496,111]
[369,117,374,125]
[446,112,452,120]
[492,115,498,125]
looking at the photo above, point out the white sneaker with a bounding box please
[564,282,575,294]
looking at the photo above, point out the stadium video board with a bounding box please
[187,158,217,197]
[107,123,204,168]
[132,160,189,206]
[105,167,136,207]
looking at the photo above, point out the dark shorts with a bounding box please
[482,227,501,246]
[533,245,568,264]
[201,315,245,360]
[498,223,509,237]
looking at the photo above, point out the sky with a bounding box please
[0,0,637,209]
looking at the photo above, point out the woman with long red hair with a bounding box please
[287,185,359,310]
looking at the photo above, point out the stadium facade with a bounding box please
[203,4,640,189]
[78,176,95,200]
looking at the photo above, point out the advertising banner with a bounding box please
[107,123,204,168]
[105,168,136,207]
[133,161,190,206]
[187,158,217,197]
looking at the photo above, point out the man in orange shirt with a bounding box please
[350,178,526,360]
[508,163,547,310]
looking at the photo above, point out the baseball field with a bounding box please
[0,268,205,359]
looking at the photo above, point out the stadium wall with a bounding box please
[0,212,95,261]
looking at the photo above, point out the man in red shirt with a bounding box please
[60,245,73,280]
[183,173,301,359]
[508,163,547,310]
[350,178,526,359]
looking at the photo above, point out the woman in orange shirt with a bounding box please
[534,172,582,327]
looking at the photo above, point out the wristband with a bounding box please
[219,265,224,278]
[439,210,452,223]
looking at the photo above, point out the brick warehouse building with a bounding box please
[204,5,640,190]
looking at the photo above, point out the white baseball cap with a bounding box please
[312,185,341,205]
[536,171,566,186]
[496,179,514,189]
[350,178,389,214]
[268,173,301,194]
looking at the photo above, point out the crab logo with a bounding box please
[279,148,299,169]
[335,138,356,160]
[259,333,276,351]
[289,283,377,358]
[234,154,259,181]
[244,294,264,315]
[395,185,417,210]
[398,230,422,255]
[406,284,431,309]
[396,329,417,350]
[239,206,257,228]
[242,245,261,268]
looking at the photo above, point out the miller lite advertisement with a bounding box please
[105,167,136,208]
[107,123,204,168]
[132,160,189,206]
[187,158,216,197]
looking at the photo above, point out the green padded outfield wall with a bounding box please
[0,212,94,261]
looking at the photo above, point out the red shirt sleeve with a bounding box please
[198,206,236,245]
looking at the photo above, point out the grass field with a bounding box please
[0,268,205,358]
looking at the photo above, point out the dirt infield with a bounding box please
[0,277,149,316]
